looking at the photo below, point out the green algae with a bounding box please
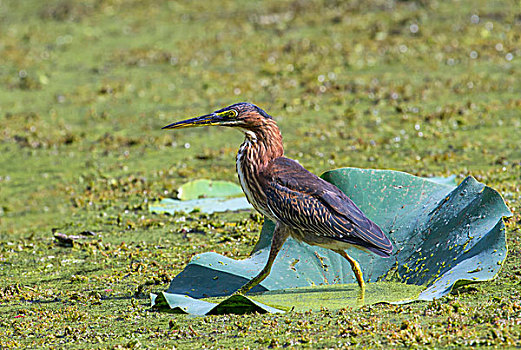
[249,282,426,311]
[1,0,520,348]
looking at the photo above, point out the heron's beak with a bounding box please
[162,113,219,129]
[162,110,236,130]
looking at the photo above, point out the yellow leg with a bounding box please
[235,223,290,295]
[334,250,365,289]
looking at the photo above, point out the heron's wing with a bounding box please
[260,157,392,257]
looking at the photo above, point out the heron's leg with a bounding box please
[235,223,290,295]
[334,249,365,289]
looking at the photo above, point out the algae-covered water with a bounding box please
[1,0,520,348]
[247,282,426,311]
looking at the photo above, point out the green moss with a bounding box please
[1,0,520,348]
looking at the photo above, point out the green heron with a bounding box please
[163,103,392,294]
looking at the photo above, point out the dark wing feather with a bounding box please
[260,157,392,257]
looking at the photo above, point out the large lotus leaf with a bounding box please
[152,168,511,314]
[151,293,285,315]
[152,282,427,315]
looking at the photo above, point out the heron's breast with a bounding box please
[236,145,270,217]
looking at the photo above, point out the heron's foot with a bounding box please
[233,270,268,296]
[233,283,253,296]
[357,285,366,305]
[351,260,365,289]
[334,250,366,290]
[232,223,289,297]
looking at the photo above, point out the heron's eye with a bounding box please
[216,109,238,119]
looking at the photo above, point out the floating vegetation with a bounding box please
[0,0,520,348]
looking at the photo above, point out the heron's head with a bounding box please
[162,103,273,131]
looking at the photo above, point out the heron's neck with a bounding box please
[236,120,283,217]
[240,121,284,171]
